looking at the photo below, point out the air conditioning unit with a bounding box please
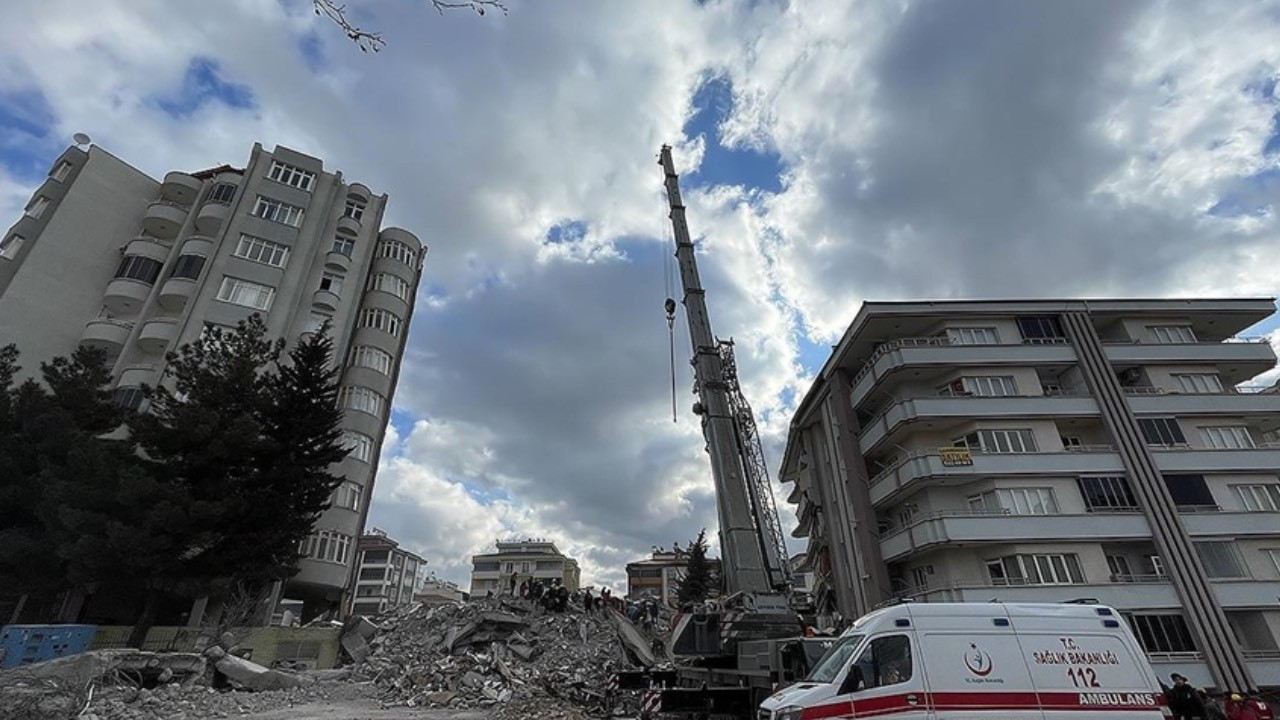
[1118,368,1142,385]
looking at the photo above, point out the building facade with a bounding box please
[415,576,466,606]
[469,539,581,596]
[0,141,424,619]
[349,530,426,617]
[781,299,1280,693]
[625,547,723,607]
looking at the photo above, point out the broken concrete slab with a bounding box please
[608,609,656,667]
[214,654,312,692]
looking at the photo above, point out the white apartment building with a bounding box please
[350,530,426,617]
[469,539,581,596]
[0,140,424,622]
[781,299,1280,694]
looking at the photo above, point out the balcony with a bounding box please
[80,318,134,355]
[137,318,179,354]
[160,171,202,205]
[336,215,361,236]
[102,277,153,315]
[1184,511,1280,537]
[347,183,372,203]
[325,250,352,272]
[859,394,1099,455]
[194,201,229,235]
[1104,339,1275,382]
[1211,579,1280,608]
[313,288,341,312]
[879,510,1151,561]
[1153,445,1280,474]
[122,236,171,263]
[849,338,1077,411]
[906,577,1181,608]
[179,235,215,257]
[868,448,1124,506]
[141,201,186,239]
[158,278,197,312]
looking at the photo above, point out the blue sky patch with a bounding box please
[1207,168,1280,217]
[0,87,58,182]
[389,408,415,444]
[298,32,326,72]
[153,57,256,118]
[546,219,588,245]
[1263,111,1280,156]
[682,75,784,193]
[795,334,833,377]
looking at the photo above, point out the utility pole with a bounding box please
[658,146,771,595]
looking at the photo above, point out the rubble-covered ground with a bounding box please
[0,597,662,719]
[352,597,658,718]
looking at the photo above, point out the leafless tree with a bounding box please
[314,0,509,53]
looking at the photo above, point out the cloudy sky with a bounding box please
[3,0,1280,592]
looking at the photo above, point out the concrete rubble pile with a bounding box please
[350,597,658,716]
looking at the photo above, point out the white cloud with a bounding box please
[5,0,1280,593]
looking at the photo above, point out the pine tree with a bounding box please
[677,528,714,607]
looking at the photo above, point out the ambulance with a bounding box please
[758,601,1171,719]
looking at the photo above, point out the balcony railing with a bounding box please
[868,445,1118,486]
[1109,574,1169,584]
[851,336,1073,389]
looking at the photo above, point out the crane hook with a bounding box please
[664,297,676,328]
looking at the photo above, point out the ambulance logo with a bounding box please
[964,643,993,677]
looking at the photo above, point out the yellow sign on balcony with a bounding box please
[939,447,973,466]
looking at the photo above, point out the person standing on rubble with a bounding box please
[519,579,528,598]
[557,581,569,612]
[584,588,596,614]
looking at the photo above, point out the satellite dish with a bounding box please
[72,133,91,147]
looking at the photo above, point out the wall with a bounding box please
[90,625,341,669]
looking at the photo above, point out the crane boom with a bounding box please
[658,145,788,596]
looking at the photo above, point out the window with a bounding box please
[363,550,389,564]
[113,386,145,410]
[1125,613,1196,653]
[909,566,931,589]
[0,234,24,260]
[968,487,1059,515]
[344,200,366,222]
[299,530,351,564]
[1150,325,1197,344]
[1061,435,1083,449]
[342,431,374,462]
[25,196,49,219]
[349,346,394,376]
[314,274,344,299]
[1162,474,1215,508]
[267,161,315,191]
[378,240,416,266]
[331,235,356,257]
[1199,426,1255,449]
[114,256,163,284]
[1138,417,1186,446]
[1173,373,1223,394]
[208,182,237,204]
[946,327,999,345]
[1078,476,1138,512]
[473,561,500,572]
[1017,316,1064,341]
[1148,555,1166,577]
[252,195,304,227]
[953,429,1038,454]
[332,481,361,511]
[52,161,72,181]
[340,386,386,416]
[1105,555,1133,579]
[941,376,1018,396]
[1194,541,1248,579]
[216,276,275,310]
[233,234,290,268]
[368,273,412,302]
[986,554,1084,585]
[1266,549,1280,575]
[305,312,331,335]
[169,254,206,280]
[1233,484,1280,512]
[359,308,402,338]
[849,635,912,690]
[359,567,385,581]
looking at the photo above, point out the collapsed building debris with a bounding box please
[351,597,662,716]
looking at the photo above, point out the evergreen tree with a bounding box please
[118,315,348,644]
[677,528,714,607]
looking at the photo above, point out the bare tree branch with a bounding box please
[313,0,508,53]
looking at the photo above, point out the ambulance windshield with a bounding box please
[806,634,864,683]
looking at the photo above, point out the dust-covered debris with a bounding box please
[351,597,656,716]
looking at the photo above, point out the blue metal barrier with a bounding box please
[0,624,97,669]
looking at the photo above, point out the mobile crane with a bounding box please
[616,147,832,718]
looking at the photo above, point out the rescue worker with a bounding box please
[1198,688,1228,720]
[1167,673,1204,720]
[583,588,595,614]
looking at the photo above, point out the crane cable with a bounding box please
[662,188,678,423]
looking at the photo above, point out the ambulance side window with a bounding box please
[851,635,912,690]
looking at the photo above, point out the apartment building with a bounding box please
[625,547,722,606]
[350,530,426,617]
[0,141,424,620]
[781,299,1280,693]
[469,539,581,596]
[415,576,466,606]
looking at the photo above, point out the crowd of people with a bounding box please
[1165,673,1274,720]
